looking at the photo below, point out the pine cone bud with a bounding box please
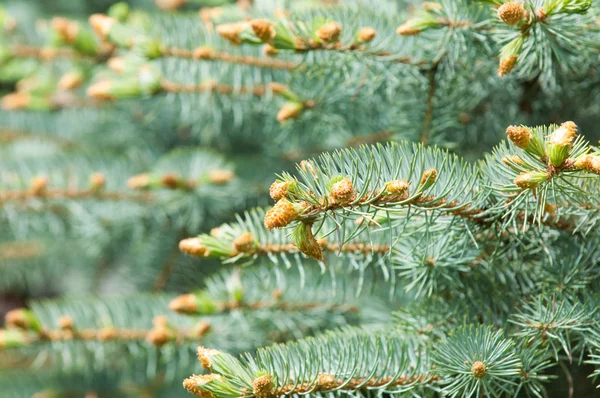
[146,326,172,346]
[385,180,410,194]
[549,121,577,146]
[197,346,221,369]
[216,22,247,45]
[194,320,212,336]
[1,92,30,110]
[183,374,216,398]
[108,57,126,73]
[574,154,600,175]
[263,44,278,57]
[250,19,276,42]
[58,315,74,330]
[154,0,187,10]
[422,2,442,12]
[193,47,214,59]
[296,223,324,261]
[87,80,114,101]
[300,160,317,176]
[179,237,207,256]
[58,71,84,90]
[269,180,293,201]
[316,22,342,43]
[497,55,518,77]
[89,14,114,39]
[471,361,487,379]
[5,309,33,330]
[264,198,299,229]
[90,172,106,190]
[505,125,531,149]
[127,173,151,189]
[502,155,524,171]
[357,27,376,43]
[498,2,527,25]
[97,327,118,341]
[252,374,275,398]
[396,20,421,36]
[268,82,288,95]
[233,232,256,253]
[169,294,198,313]
[160,173,181,189]
[419,168,438,189]
[317,373,337,389]
[209,169,235,184]
[30,176,48,196]
[277,102,303,123]
[514,171,548,189]
[329,177,356,204]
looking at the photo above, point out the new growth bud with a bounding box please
[498,55,518,77]
[357,27,376,43]
[316,22,342,43]
[506,125,531,149]
[498,2,528,25]
[250,19,276,42]
[233,232,256,253]
[547,121,578,166]
[514,171,548,189]
[264,198,300,229]
[252,374,275,398]
[209,169,235,184]
[179,237,207,256]
[471,361,487,379]
[419,168,438,190]
[328,177,357,204]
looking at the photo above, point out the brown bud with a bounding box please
[549,121,577,146]
[146,327,171,346]
[498,2,527,25]
[89,14,114,39]
[317,373,337,390]
[233,232,255,253]
[296,223,323,261]
[277,102,302,123]
[396,20,421,36]
[179,237,207,256]
[160,173,180,189]
[87,80,113,101]
[194,320,211,336]
[420,169,438,187]
[208,169,235,184]
[269,180,293,201]
[30,176,48,196]
[193,47,214,59]
[127,173,151,189]
[58,72,83,91]
[422,2,442,12]
[505,125,531,149]
[216,22,248,45]
[5,309,29,329]
[252,374,275,398]
[385,180,410,194]
[169,294,198,313]
[1,92,30,110]
[90,172,106,190]
[268,82,288,95]
[154,0,187,10]
[58,316,74,330]
[471,361,487,379]
[250,19,276,42]
[514,171,548,189]
[264,44,278,57]
[197,346,220,369]
[498,55,518,77]
[316,22,342,43]
[183,375,216,398]
[574,154,600,175]
[502,155,524,167]
[357,27,376,43]
[264,198,299,229]
[329,177,356,204]
[107,57,126,74]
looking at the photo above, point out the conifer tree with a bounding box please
[1,0,600,397]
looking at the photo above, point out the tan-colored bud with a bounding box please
[574,154,600,175]
[471,361,487,379]
[549,121,577,146]
[269,180,292,201]
[329,178,356,204]
[1,92,30,110]
[216,22,247,45]
[146,327,171,346]
[385,180,410,194]
[155,0,187,10]
[498,2,527,25]
[183,374,216,398]
[233,232,255,253]
[160,173,180,189]
[107,57,126,73]
[506,125,531,149]
[422,2,442,12]
[252,374,275,398]
[264,198,299,229]
[250,19,276,42]
[396,20,420,36]
[420,169,438,187]
[502,155,524,166]
[357,27,376,43]
[263,44,278,57]
[208,169,235,184]
[277,102,302,123]
[30,176,48,196]
[89,14,114,39]
[498,55,518,77]
[179,237,207,256]
[193,47,214,59]
[169,294,198,313]
[87,80,113,101]
[296,224,323,261]
[535,8,547,21]
[317,373,337,389]
[197,346,221,369]
[5,309,28,329]
[316,21,342,43]
[58,72,83,91]
[58,315,74,330]
[127,173,151,189]
[514,171,548,189]
[51,17,71,41]
[89,172,106,190]
[97,327,118,341]
[194,320,211,336]
[268,82,288,95]
[300,160,317,176]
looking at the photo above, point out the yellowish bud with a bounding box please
[193,47,214,59]
[208,169,235,184]
[196,346,221,370]
[269,180,293,201]
[89,14,114,39]
[317,373,337,389]
[506,125,531,149]
[146,326,172,347]
[329,177,357,204]
[58,72,84,91]
[169,293,198,313]
[108,57,126,73]
[97,327,118,341]
[1,92,30,110]
[252,374,275,398]
[498,55,518,77]
[498,2,527,25]
[87,80,114,101]
[30,176,48,196]
[250,19,276,42]
[179,237,207,256]
[233,232,255,253]
[264,44,278,57]
[264,198,299,229]
[216,22,248,45]
[58,316,74,330]
[316,22,342,43]
[549,121,577,147]
[89,172,106,190]
[277,102,302,123]
[154,0,187,10]
[396,20,421,36]
[127,173,151,189]
[514,171,548,189]
[385,180,410,194]
[471,361,487,379]
[357,27,376,43]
